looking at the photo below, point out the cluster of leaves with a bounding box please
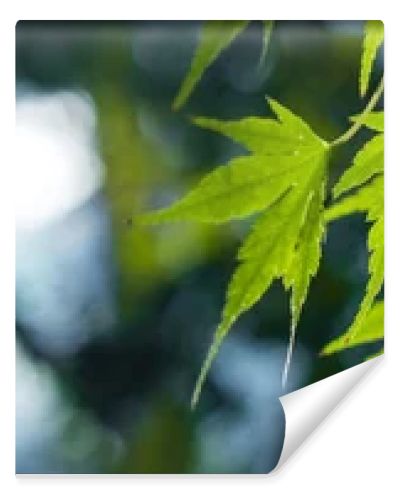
[323,110,384,356]
[137,20,384,406]
[322,20,384,358]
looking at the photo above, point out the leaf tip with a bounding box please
[172,94,184,112]
[265,95,274,107]
[190,344,216,410]
[332,180,346,200]
[190,322,230,408]
[191,115,223,133]
[191,115,206,127]
[360,81,367,98]
[319,346,330,356]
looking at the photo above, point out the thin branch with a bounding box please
[331,76,384,147]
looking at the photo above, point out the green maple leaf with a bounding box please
[324,111,384,352]
[350,110,383,132]
[360,20,384,97]
[172,20,274,111]
[334,132,383,197]
[322,301,383,355]
[138,99,330,406]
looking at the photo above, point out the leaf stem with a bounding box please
[331,76,384,147]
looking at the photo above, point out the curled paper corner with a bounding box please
[273,355,383,472]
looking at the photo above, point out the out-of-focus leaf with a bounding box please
[325,113,384,350]
[259,21,274,66]
[172,21,249,111]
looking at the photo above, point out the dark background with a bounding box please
[15,20,383,473]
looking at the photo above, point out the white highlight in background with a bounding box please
[15,90,104,232]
